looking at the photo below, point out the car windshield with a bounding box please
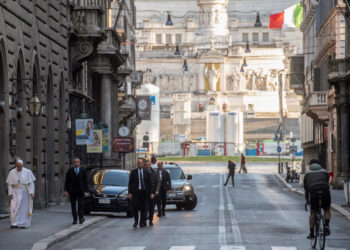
[99,171,129,186]
[153,167,185,180]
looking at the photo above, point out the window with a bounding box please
[253,33,259,42]
[176,34,182,44]
[242,33,248,42]
[263,32,269,42]
[166,34,172,44]
[156,34,162,44]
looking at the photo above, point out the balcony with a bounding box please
[303,91,329,122]
[328,58,350,83]
[130,71,143,89]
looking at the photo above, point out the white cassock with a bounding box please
[6,167,36,228]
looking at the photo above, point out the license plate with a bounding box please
[167,193,176,198]
[98,198,110,204]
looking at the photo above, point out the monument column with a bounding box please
[101,73,113,159]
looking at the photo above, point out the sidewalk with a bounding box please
[0,203,107,250]
[276,172,350,222]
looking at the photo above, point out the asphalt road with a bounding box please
[49,163,350,250]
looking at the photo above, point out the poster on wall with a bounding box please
[75,119,94,145]
[87,130,103,153]
[136,95,152,120]
[102,128,108,152]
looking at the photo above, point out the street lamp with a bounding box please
[175,44,181,55]
[254,12,262,27]
[166,11,173,26]
[243,58,247,67]
[27,94,42,117]
[245,42,251,53]
[183,60,189,72]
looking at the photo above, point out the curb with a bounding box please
[31,216,108,250]
[0,214,9,220]
[275,174,350,222]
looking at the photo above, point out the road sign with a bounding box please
[277,146,282,153]
[290,145,298,154]
[113,137,134,153]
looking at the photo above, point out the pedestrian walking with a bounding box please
[64,157,89,225]
[238,154,247,174]
[128,158,153,228]
[151,154,157,164]
[224,160,236,187]
[156,162,171,217]
[6,158,36,228]
[145,160,160,225]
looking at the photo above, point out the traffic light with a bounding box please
[143,142,149,148]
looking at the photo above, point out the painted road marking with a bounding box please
[271,247,297,250]
[219,174,226,245]
[212,185,220,188]
[117,248,145,250]
[169,247,195,250]
[220,246,246,250]
[225,187,242,245]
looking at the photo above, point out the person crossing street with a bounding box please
[145,160,160,225]
[224,160,236,187]
[156,162,171,217]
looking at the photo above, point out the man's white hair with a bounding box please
[16,159,24,165]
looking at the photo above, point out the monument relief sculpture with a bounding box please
[204,63,220,92]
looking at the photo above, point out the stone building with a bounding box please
[0,0,140,212]
[0,1,70,211]
[297,0,348,188]
[135,0,303,153]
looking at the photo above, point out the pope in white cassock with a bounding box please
[6,159,36,228]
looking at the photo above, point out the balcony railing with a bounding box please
[309,91,327,106]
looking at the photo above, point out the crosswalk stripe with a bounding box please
[117,247,145,250]
[326,248,347,250]
[220,246,246,250]
[271,247,297,250]
[72,249,96,250]
[169,247,195,250]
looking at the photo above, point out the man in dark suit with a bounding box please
[128,158,153,228]
[64,157,89,224]
[145,160,160,225]
[156,162,171,217]
[224,160,236,187]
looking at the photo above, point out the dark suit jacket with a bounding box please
[158,169,171,192]
[64,166,89,195]
[128,168,152,196]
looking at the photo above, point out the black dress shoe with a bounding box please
[139,223,145,228]
[157,213,161,217]
[72,220,77,225]
[133,223,137,228]
[162,211,166,216]
[79,218,85,224]
[149,221,153,226]
[10,225,18,228]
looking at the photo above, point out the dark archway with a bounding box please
[15,52,26,161]
[0,41,8,212]
[58,74,67,198]
[46,68,55,202]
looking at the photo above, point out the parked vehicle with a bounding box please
[84,169,132,217]
[154,163,197,210]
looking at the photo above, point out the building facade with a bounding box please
[135,0,303,154]
[297,0,347,188]
[0,0,140,212]
[0,0,70,211]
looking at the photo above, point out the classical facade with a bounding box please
[0,1,70,211]
[297,0,348,188]
[135,0,303,150]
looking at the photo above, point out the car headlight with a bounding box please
[118,191,129,199]
[183,185,192,191]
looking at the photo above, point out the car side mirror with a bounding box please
[187,175,192,180]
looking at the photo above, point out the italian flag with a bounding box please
[269,3,303,29]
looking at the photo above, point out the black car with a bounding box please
[153,163,197,210]
[84,169,132,217]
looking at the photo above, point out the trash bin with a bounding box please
[344,181,350,205]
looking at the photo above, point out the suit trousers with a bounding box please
[157,190,167,214]
[69,192,84,220]
[132,190,147,225]
[146,196,156,222]
[224,171,235,186]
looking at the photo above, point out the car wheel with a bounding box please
[183,194,197,210]
[84,209,91,215]
[176,204,183,211]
